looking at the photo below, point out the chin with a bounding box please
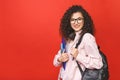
[75,29,81,32]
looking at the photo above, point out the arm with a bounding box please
[76,33,103,69]
[53,50,69,67]
[53,50,62,67]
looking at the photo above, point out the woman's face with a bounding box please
[70,12,84,32]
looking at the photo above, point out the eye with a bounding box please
[78,17,83,20]
[70,18,75,21]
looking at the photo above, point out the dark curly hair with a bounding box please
[60,5,95,41]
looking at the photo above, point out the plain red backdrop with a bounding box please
[0,0,120,80]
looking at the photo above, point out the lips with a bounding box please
[74,25,80,28]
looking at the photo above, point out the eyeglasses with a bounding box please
[70,17,84,24]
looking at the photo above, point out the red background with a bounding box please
[0,0,120,80]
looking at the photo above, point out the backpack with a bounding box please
[75,33,109,80]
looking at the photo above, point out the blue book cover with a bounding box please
[61,38,66,70]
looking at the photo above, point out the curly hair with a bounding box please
[60,5,95,41]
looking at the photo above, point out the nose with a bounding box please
[74,20,78,24]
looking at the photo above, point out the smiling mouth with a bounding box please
[74,25,80,28]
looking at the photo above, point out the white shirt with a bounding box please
[53,32,103,80]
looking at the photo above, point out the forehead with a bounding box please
[71,12,83,18]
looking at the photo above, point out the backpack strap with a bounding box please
[75,33,85,75]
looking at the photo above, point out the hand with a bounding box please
[71,48,79,59]
[58,53,69,62]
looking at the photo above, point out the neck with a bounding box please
[75,30,82,35]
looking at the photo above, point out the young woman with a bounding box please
[53,5,103,80]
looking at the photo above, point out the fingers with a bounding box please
[61,53,69,62]
[71,48,79,58]
[62,53,68,58]
[58,48,79,62]
[58,53,69,62]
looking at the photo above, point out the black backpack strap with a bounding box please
[75,33,84,48]
[76,60,83,74]
[75,33,85,75]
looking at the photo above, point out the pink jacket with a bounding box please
[53,32,103,80]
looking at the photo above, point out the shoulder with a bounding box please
[82,33,95,41]
[83,33,94,38]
